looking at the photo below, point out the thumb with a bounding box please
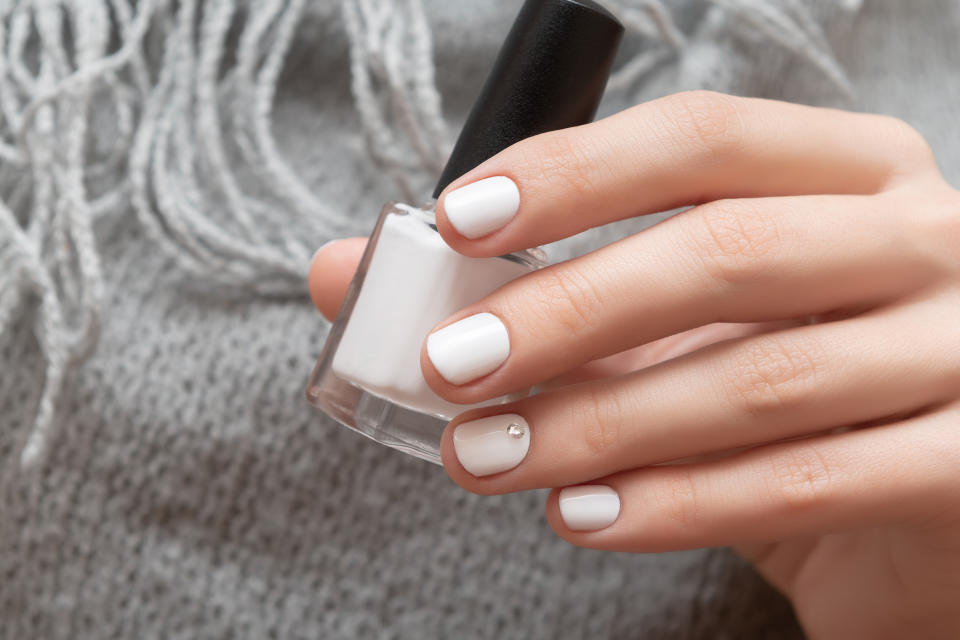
[308,238,367,321]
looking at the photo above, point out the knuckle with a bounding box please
[870,181,960,283]
[576,386,627,457]
[934,290,960,387]
[766,446,837,513]
[687,199,784,288]
[657,90,746,157]
[523,129,600,200]
[652,467,702,532]
[726,338,826,416]
[531,265,604,337]
[871,185,960,282]
[941,189,960,248]
[916,187,960,275]
[873,115,936,169]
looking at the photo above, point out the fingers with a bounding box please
[421,191,944,403]
[440,295,960,491]
[435,91,937,256]
[544,402,960,551]
[308,238,367,321]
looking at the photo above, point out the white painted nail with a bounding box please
[558,485,621,531]
[443,176,520,239]
[453,414,530,477]
[427,312,509,385]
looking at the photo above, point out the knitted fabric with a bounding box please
[0,0,957,637]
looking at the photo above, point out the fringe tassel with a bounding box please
[0,0,858,470]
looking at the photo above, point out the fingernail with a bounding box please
[427,312,509,385]
[558,485,621,531]
[443,176,520,239]
[453,414,530,477]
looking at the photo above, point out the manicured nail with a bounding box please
[453,414,530,477]
[427,312,509,385]
[558,485,621,531]
[443,176,520,239]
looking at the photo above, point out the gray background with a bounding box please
[1,1,957,638]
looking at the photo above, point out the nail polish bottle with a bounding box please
[307,0,623,463]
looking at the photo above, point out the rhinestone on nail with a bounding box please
[506,423,526,439]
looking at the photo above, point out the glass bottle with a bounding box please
[307,0,623,463]
[308,202,547,463]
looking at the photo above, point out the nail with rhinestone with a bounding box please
[453,414,530,477]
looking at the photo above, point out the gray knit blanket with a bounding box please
[1,0,957,637]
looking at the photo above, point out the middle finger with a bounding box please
[420,191,937,402]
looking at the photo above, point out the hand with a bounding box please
[310,92,960,639]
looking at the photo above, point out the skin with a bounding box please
[309,92,960,639]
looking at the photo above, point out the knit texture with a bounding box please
[0,0,958,637]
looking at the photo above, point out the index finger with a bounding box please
[435,91,935,256]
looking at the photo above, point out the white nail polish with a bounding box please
[443,176,520,239]
[306,1,622,465]
[454,414,530,476]
[427,313,510,385]
[558,485,621,531]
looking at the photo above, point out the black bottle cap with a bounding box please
[432,0,624,198]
